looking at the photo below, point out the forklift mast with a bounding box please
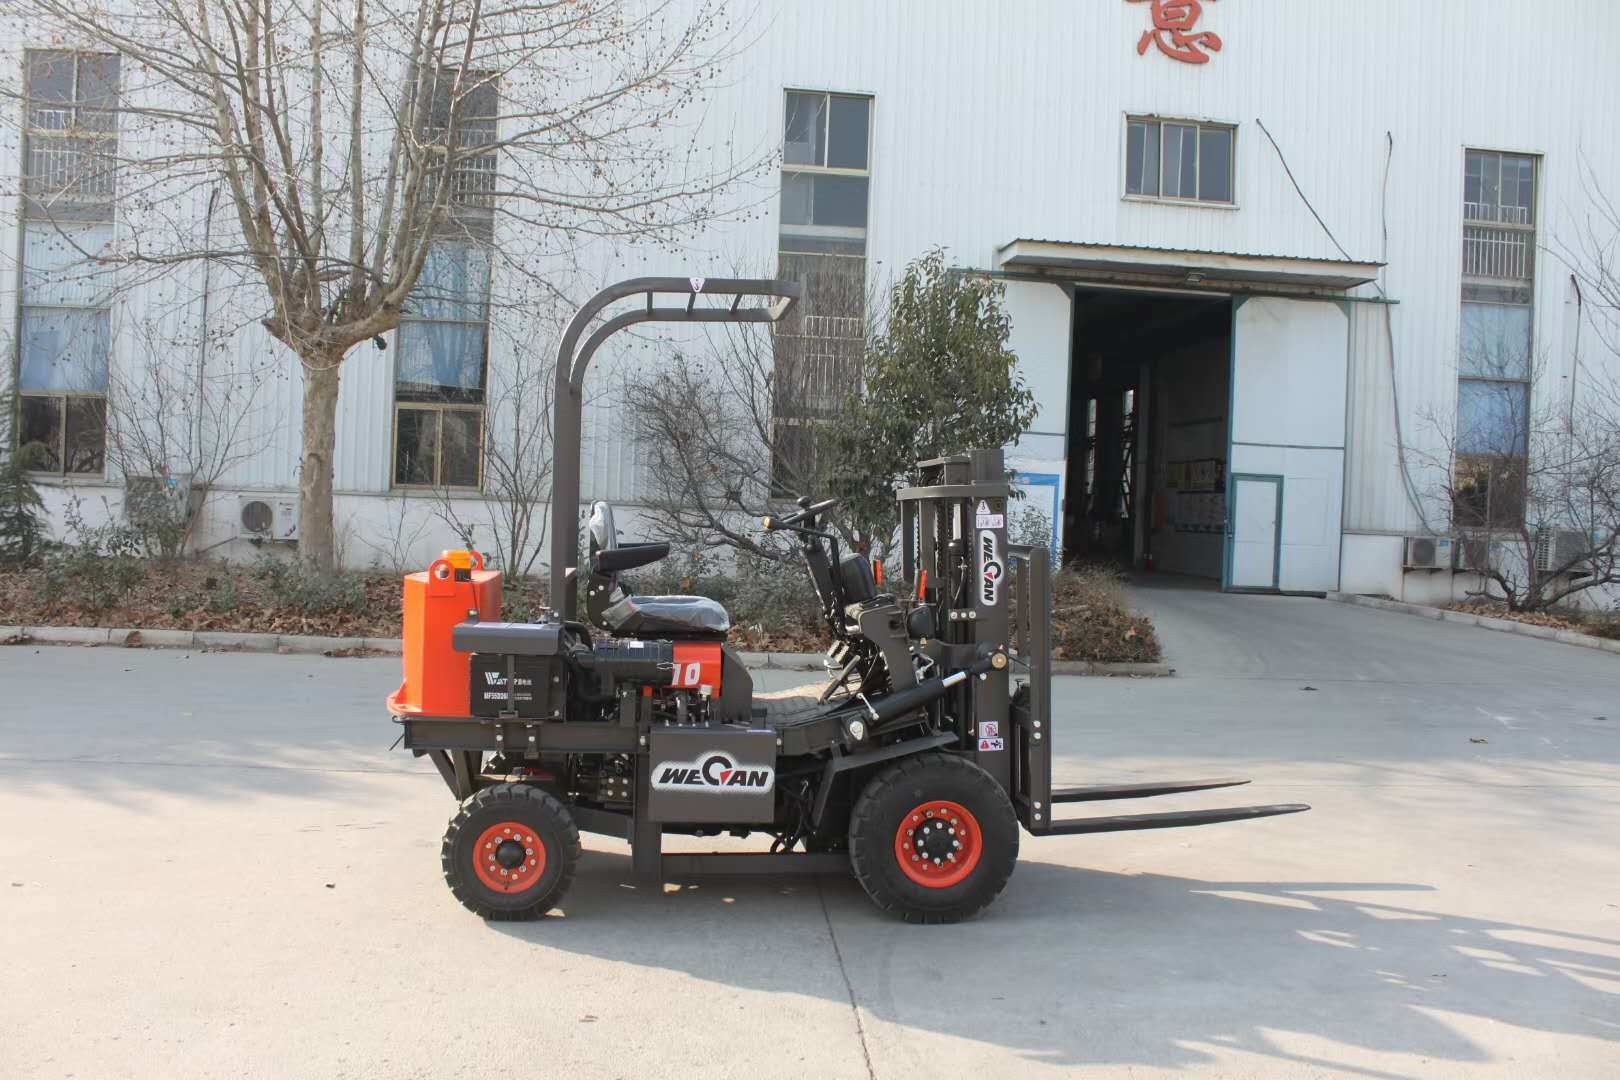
[899,447,1050,821]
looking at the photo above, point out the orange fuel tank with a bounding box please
[388,550,502,717]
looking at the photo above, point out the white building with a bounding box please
[3,1,1618,603]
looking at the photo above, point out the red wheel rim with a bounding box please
[894,800,982,888]
[471,820,547,893]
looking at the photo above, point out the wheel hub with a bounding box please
[893,800,983,889]
[494,839,526,870]
[472,821,546,893]
[914,819,958,862]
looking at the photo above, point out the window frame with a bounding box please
[1454,148,1540,529]
[773,90,873,498]
[390,240,493,492]
[417,66,499,235]
[390,401,486,491]
[1121,115,1238,208]
[780,89,873,251]
[16,48,119,479]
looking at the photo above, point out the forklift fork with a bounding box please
[1007,543,1309,838]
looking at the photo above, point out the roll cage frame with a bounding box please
[547,277,803,614]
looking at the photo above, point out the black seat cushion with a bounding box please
[602,593,730,635]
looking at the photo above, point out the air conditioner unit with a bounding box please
[1533,528,1593,575]
[239,495,299,542]
[1403,536,1454,571]
[1454,536,1505,574]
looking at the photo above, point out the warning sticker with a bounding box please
[974,499,1004,529]
[978,737,1005,752]
[978,721,1000,739]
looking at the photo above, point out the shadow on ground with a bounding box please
[493,854,1620,1075]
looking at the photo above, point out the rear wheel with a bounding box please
[848,753,1019,923]
[442,782,580,920]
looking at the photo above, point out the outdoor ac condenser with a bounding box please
[1403,536,1454,571]
[239,495,299,542]
[1533,529,1593,575]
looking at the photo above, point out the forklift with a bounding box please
[387,277,1307,923]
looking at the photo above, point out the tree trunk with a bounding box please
[298,356,343,570]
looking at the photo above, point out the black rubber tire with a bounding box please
[847,753,1019,924]
[441,782,581,920]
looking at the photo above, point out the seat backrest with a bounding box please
[838,552,877,605]
[588,501,618,557]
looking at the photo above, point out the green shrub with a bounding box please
[252,555,367,616]
[0,395,48,570]
[204,576,241,614]
[39,500,148,612]
[502,576,550,623]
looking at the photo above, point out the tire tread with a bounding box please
[441,783,581,921]
[847,752,1018,924]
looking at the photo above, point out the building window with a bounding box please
[393,241,490,488]
[1456,150,1537,528]
[421,68,498,235]
[16,50,119,476]
[780,91,870,254]
[1125,117,1233,204]
[774,91,871,494]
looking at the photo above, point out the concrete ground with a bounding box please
[1,592,1617,1080]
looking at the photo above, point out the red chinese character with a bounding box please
[1130,0,1223,65]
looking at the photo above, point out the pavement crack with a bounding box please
[817,878,876,1080]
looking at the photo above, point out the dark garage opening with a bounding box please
[1062,286,1233,579]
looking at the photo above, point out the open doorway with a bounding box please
[1062,286,1232,579]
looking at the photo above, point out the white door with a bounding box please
[1228,297,1349,591]
[1230,476,1281,590]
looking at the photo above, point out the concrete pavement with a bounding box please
[1,595,1617,1079]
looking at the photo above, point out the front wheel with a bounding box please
[848,753,1019,924]
[441,782,581,920]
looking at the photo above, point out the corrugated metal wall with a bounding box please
[3,4,1618,554]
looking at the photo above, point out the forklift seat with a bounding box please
[588,501,731,636]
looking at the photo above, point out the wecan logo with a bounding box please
[652,753,775,794]
[979,530,1004,606]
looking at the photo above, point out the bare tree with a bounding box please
[105,282,276,558]
[1421,353,1620,613]
[624,253,870,561]
[429,320,555,577]
[0,0,765,568]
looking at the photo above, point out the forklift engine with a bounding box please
[388,275,1308,924]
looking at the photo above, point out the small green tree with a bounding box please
[829,250,1038,547]
[0,391,48,569]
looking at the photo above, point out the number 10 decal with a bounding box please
[670,641,723,692]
